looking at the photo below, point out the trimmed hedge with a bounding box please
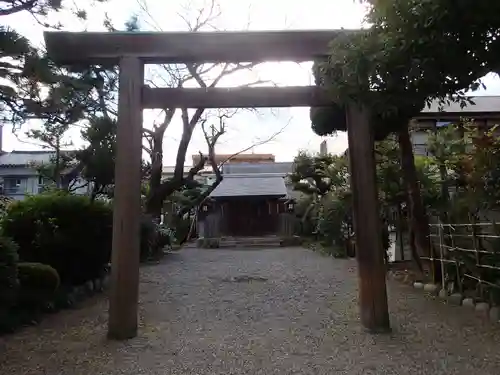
[0,236,19,314]
[17,262,60,309]
[2,192,113,286]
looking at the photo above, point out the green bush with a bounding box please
[17,262,60,309]
[156,225,174,249]
[2,192,113,285]
[140,216,157,261]
[0,196,13,217]
[0,236,19,312]
[140,216,174,260]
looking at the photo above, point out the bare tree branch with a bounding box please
[176,115,291,219]
[137,0,276,218]
[219,120,291,166]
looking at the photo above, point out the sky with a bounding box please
[3,0,500,165]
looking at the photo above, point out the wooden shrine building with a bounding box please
[198,161,297,238]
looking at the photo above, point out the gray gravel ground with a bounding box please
[1,247,500,375]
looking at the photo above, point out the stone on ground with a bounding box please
[423,283,439,294]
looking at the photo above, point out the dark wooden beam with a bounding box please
[44,29,360,65]
[107,56,144,340]
[142,86,332,108]
[346,103,391,333]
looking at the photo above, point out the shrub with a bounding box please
[0,236,19,332]
[0,196,13,217]
[140,216,157,261]
[140,216,174,260]
[2,192,113,285]
[0,236,19,311]
[156,224,174,249]
[17,262,60,309]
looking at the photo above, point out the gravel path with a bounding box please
[1,247,499,375]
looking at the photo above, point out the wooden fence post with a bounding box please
[108,56,144,340]
[346,103,391,333]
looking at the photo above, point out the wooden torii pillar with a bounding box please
[44,30,390,339]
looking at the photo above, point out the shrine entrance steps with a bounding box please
[219,235,282,249]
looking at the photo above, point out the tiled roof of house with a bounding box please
[210,173,287,198]
[192,153,275,166]
[419,96,500,115]
[222,162,294,175]
[0,150,55,167]
[162,165,194,174]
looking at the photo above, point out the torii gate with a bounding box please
[44,30,390,339]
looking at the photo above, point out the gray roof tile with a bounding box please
[420,96,500,114]
[210,173,287,198]
[0,151,54,166]
[0,150,76,167]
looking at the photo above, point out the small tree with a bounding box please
[76,116,117,199]
[289,151,351,242]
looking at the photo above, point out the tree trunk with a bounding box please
[145,109,203,219]
[398,127,440,281]
[145,179,180,219]
[432,124,453,256]
[145,154,207,219]
[398,128,429,256]
[397,202,405,261]
[145,132,165,219]
[55,139,61,189]
[177,177,223,219]
[436,157,453,253]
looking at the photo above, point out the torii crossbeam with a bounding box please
[44,29,390,340]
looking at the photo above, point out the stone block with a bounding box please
[413,281,424,290]
[489,306,500,323]
[438,289,448,299]
[462,297,475,308]
[475,302,490,319]
[449,293,464,306]
[423,283,439,295]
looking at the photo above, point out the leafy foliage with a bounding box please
[16,262,60,310]
[310,0,499,145]
[290,151,354,255]
[0,236,19,310]
[0,196,14,216]
[76,116,117,198]
[0,26,38,125]
[310,105,346,135]
[289,151,348,197]
[365,0,500,91]
[427,121,500,219]
[140,216,174,261]
[1,192,113,285]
